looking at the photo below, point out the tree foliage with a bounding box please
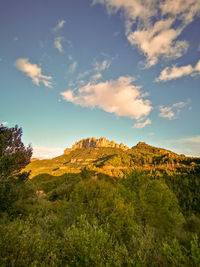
[0,125,33,214]
[0,126,200,266]
[0,125,32,178]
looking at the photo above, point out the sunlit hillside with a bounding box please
[25,137,200,178]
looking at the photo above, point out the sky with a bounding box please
[0,0,200,158]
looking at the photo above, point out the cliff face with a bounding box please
[64,137,129,154]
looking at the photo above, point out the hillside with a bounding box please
[2,129,200,266]
[25,137,200,178]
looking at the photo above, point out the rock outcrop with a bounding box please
[64,137,129,154]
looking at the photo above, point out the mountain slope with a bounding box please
[25,138,200,178]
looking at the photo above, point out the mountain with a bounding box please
[25,137,200,178]
[64,137,129,153]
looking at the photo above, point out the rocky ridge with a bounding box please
[64,137,129,154]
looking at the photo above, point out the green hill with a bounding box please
[25,138,200,178]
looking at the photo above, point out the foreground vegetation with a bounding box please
[0,125,200,266]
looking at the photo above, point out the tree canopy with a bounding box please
[0,126,200,266]
[0,125,32,178]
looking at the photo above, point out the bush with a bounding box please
[70,179,135,243]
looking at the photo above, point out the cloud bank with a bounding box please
[15,58,52,87]
[61,76,152,120]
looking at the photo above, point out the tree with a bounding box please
[70,179,135,243]
[0,125,33,214]
[0,125,32,179]
[120,171,184,235]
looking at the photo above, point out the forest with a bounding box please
[0,125,200,266]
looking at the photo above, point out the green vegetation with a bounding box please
[25,140,200,179]
[1,125,200,266]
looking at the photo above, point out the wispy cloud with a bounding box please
[133,118,152,128]
[90,58,112,82]
[54,36,64,53]
[159,106,175,119]
[61,76,152,120]
[94,59,111,72]
[76,56,113,86]
[90,72,102,82]
[0,122,8,126]
[33,146,63,159]
[69,61,77,73]
[66,55,78,74]
[159,100,190,119]
[15,58,52,87]
[93,0,200,66]
[156,59,200,81]
[53,20,66,32]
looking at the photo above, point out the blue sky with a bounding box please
[1,0,200,158]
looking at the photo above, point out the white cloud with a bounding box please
[159,106,175,119]
[156,59,200,81]
[93,0,157,22]
[133,118,152,128]
[15,58,52,87]
[127,19,188,67]
[160,0,200,24]
[93,0,200,66]
[61,76,152,120]
[159,101,189,119]
[54,37,64,53]
[69,61,78,73]
[33,146,63,159]
[0,122,8,126]
[53,20,66,32]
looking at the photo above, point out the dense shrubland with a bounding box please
[0,125,200,266]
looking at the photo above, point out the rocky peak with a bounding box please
[64,137,129,154]
[136,142,148,147]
